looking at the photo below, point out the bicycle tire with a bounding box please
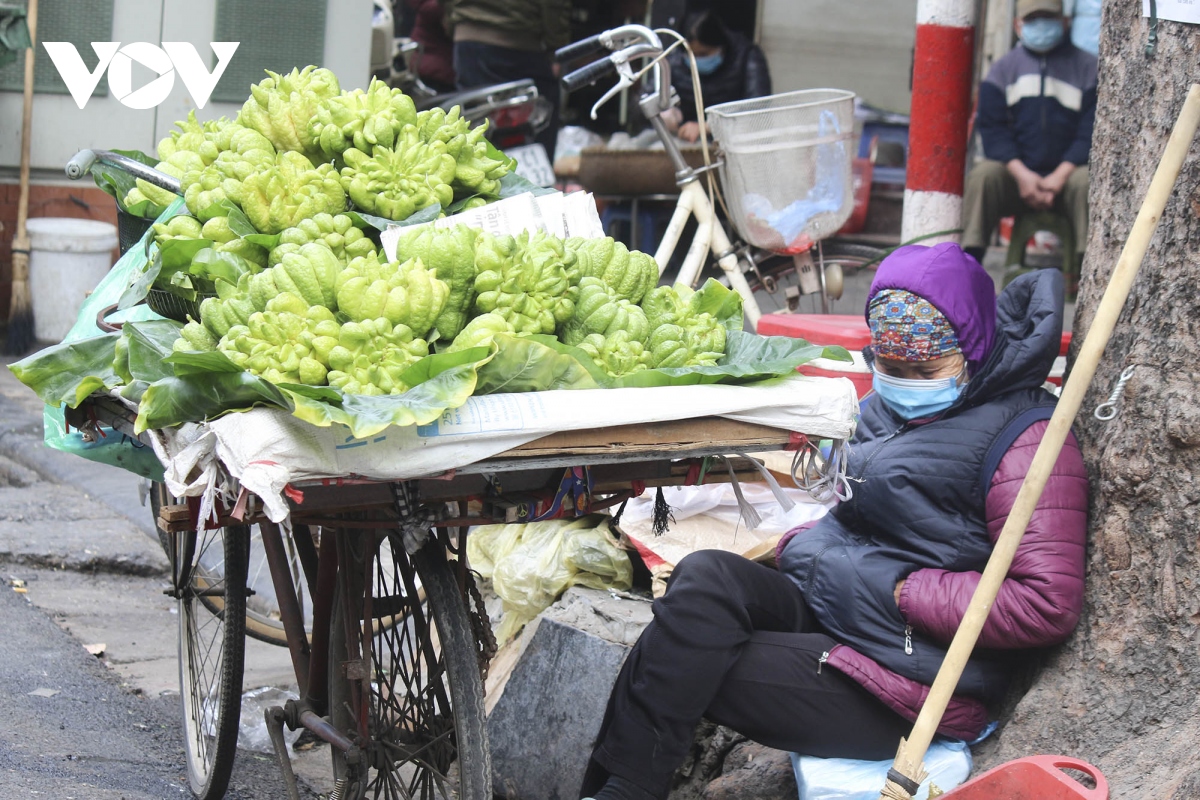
[329,532,492,800]
[176,525,247,800]
[151,482,313,648]
[819,241,890,265]
[749,241,888,314]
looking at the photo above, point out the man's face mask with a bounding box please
[694,51,724,75]
[1021,17,1066,53]
[872,367,968,420]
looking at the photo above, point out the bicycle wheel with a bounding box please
[329,531,491,800]
[175,524,248,800]
[151,482,313,647]
[750,242,887,315]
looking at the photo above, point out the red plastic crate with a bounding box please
[757,313,873,349]
[943,755,1107,800]
[758,314,874,398]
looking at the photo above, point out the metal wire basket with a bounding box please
[146,288,212,323]
[117,209,155,256]
[706,89,856,254]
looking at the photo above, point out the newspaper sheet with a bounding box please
[380,189,606,261]
[150,374,857,522]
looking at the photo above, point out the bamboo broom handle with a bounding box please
[881,82,1200,799]
[15,0,37,243]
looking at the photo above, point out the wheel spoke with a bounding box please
[330,529,488,800]
[176,527,246,799]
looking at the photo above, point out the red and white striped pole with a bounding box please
[902,0,977,246]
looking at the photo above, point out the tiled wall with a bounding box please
[0,184,120,323]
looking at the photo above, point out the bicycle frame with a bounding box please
[565,25,775,329]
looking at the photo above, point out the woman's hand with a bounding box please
[894,579,906,608]
[678,121,702,142]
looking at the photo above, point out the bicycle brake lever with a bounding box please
[590,75,634,120]
[589,56,639,120]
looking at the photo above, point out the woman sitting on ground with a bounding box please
[581,242,1088,800]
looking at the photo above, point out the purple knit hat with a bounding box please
[865,243,997,372]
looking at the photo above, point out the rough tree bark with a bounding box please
[976,5,1200,798]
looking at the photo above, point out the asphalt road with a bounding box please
[0,579,307,799]
[1,358,326,798]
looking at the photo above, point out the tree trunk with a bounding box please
[977,6,1200,798]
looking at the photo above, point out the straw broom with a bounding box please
[875,82,1200,800]
[4,0,37,355]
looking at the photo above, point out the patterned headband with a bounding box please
[867,289,962,362]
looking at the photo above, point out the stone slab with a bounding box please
[487,616,632,800]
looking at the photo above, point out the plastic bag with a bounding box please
[238,685,301,754]
[791,738,972,800]
[38,198,188,480]
[467,515,632,642]
[553,125,606,162]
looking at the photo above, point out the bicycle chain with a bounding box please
[464,568,498,681]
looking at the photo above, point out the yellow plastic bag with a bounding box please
[467,515,633,642]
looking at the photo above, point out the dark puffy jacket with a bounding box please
[975,41,1097,174]
[671,31,772,122]
[442,0,571,52]
[777,247,1088,741]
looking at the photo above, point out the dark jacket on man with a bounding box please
[442,0,571,52]
[975,40,1098,174]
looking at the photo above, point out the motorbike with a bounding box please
[370,0,555,187]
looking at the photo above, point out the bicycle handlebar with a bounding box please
[555,33,607,63]
[65,149,182,195]
[561,56,619,92]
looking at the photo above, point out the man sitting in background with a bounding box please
[961,0,1097,265]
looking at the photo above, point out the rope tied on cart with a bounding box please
[389,482,450,554]
[527,467,595,522]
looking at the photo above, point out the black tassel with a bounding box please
[652,487,674,535]
[611,498,629,528]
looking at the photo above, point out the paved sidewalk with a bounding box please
[1,352,321,798]
[1,356,166,575]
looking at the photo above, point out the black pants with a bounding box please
[452,40,559,153]
[582,550,912,800]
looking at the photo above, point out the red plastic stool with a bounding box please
[943,755,1108,799]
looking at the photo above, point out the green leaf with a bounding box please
[136,371,292,433]
[348,203,442,232]
[90,149,162,216]
[124,320,184,383]
[244,232,281,248]
[334,362,482,437]
[189,247,256,287]
[121,196,168,219]
[276,383,344,403]
[446,194,484,215]
[8,334,123,408]
[220,203,259,237]
[689,278,745,334]
[608,331,849,388]
[485,138,518,173]
[474,334,604,394]
[399,345,494,389]
[158,237,214,270]
[496,171,557,199]
[118,251,163,310]
[165,349,245,375]
[167,270,195,292]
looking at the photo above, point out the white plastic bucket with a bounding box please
[27,217,119,342]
